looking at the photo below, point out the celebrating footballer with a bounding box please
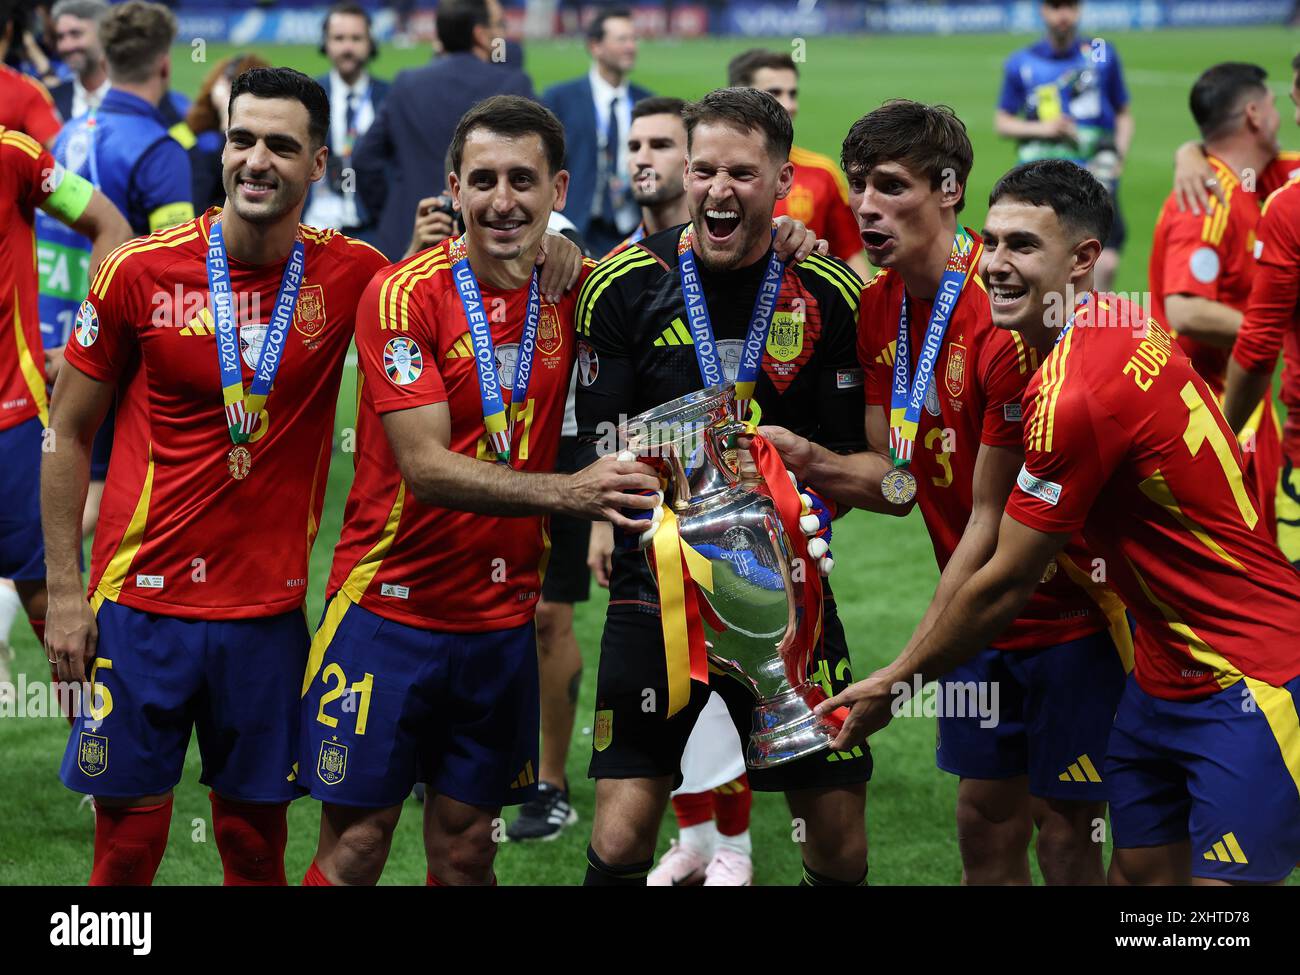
[5,0,1298,900]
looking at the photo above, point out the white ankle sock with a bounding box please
[715,829,752,856]
[679,820,718,856]
[0,583,20,644]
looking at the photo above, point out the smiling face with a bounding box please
[222,95,327,224]
[323,11,371,83]
[847,159,959,270]
[54,14,102,77]
[449,128,568,263]
[628,112,687,206]
[979,198,1095,333]
[686,121,792,271]
[590,15,637,78]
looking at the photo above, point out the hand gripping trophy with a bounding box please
[620,383,847,768]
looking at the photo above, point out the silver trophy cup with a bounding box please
[623,384,840,769]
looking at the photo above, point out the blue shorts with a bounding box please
[60,598,308,802]
[936,628,1128,800]
[0,416,45,581]
[298,594,540,810]
[1107,672,1300,883]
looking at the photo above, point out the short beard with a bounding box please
[225,183,300,225]
[633,183,684,208]
[694,212,768,272]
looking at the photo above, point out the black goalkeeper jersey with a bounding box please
[574,223,867,612]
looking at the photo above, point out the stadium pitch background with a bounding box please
[1,28,1296,885]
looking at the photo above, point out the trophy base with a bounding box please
[746,681,841,770]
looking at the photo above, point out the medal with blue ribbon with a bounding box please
[883,227,979,505]
[205,214,304,479]
[676,224,785,420]
[1056,290,1091,347]
[448,235,541,466]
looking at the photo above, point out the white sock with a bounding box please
[679,820,718,857]
[716,829,752,857]
[0,583,20,644]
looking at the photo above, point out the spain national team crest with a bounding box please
[383,337,423,386]
[317,739,348,785]
[593,709,613,752]
[293,284,326,339]
[77,731,108,777]
[945,342,967,398]
[766,312,804,364]
[74,300,99,347]
[536,304,563,357]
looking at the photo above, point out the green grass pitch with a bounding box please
[2,27,1297,885]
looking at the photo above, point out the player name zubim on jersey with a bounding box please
[1122,318,1173,392]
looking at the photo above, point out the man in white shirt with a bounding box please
[305,1,390,239]
[542,7,652,256]
[49,0,109,120]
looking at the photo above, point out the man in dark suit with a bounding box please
[305,1,390,241]
[50,0,190,135]
[48,0,108,121]
[353,0,532,261]
[542,7,651,256]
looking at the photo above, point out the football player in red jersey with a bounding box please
[0,0,63,149]
[0,125,129,707]
[1224,176,1300,567]
[1150,63,1284,534]
[759,101,1127,885]
[41,68,394,887]
[1223,66,1300,568]
[727,49,870,282]
[297,96,664,886]
[1171,51,1300,216]
[822,159,1300,885]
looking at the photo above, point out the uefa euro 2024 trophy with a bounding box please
[621,383,845,769]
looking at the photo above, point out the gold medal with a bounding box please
[1040,560,1058,583]
[227,445,252,480]
[881,468,917,505]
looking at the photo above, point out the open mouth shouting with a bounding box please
[859,227,895,257]
[703,206,742,243]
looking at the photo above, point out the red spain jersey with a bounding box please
[327,240,595,632]
[0,67,61,148]
[1007,294,1300,699]
[0,127,56,432]
[774,145,862,265]
[1260,149,1300,198]
[859,235,1104,651]
[1236,178,1300,466]
[1150,156,1283,534]
[1149,155,1258,394]
[63,209,387,619]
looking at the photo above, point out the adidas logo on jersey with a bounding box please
[653,317,693,347]
[179,307,215,335]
